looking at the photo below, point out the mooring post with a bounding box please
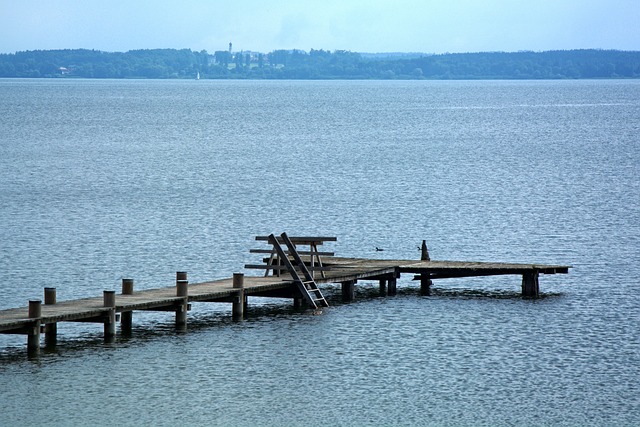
[103,290,116,339]
[421,240,430,261]
[232,273,245,321]
[420,240,433,295]
[176,272,188,329]
[27,299,42,353]
[388,277,397,296]
[44,287,57,346]
[341,280,355,302]
[120,278,134,334]
[379,279,387,296]
[522,270,540,298]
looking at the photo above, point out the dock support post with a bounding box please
[522,270,540,298]
[121,279,134,334]
[388,278,397,296]
[420,275,432,296]
[232,273,245,321]
[44,287,57,346]
[27,300,41,353]
[342,280,355,302]
[379,279,387,296]
[176,272,188,329]
[103,290,116,339]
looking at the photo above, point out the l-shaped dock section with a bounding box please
[0,234,570,353]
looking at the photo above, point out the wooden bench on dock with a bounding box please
[245,235,337,279]
[245,234,335,309]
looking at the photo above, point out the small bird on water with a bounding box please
[375,247,384,251]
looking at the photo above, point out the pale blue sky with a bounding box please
[1,0,639,54]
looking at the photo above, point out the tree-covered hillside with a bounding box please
[0,48,638,79]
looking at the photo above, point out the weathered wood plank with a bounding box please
[249,249,335,256]
[255,236,337,244]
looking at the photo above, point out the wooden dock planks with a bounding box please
[0,257,569,330]
[0,239,571,353]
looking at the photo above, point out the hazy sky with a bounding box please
[1,0,639,54]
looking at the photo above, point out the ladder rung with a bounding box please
[269,232,330,309]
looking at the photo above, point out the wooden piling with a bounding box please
[121,279,134,334]
[388,278,397,296]
[421,240,430,261]
[420,275,432,296]
[122,278,134,295]
[420,240,433,295]
[176,271,188,285]
[342,280,355,302]
[379,279,387,296]
[176,272,188,329]
[27,299,41,352]
[522,270,540,298]
[103,290,116,338]
[232,273,245,321]
[44,287,57,345]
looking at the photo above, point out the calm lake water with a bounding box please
[0,78,639,426]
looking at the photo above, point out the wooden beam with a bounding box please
[249,249,335,256]
[255,236,336,244]
[244,264,332,271]
[246,288,298,298]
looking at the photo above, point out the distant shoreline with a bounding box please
[1,48,638,80]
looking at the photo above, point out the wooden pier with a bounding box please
[0,233,570,353]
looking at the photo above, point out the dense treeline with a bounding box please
[0,48,638,79]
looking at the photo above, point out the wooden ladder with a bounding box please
[267,233,329,309]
